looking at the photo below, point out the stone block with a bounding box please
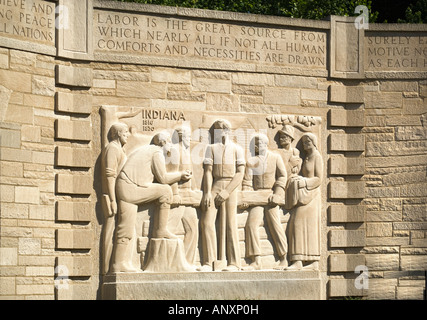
[328,279,367,297]
[32,75,55,97]
[56,201,92,222]
[56,146,92,168]
[102,271,323,300]
[56,281,95,300]
[55,119,92,141]
[329,230,366,247]
[15,186,40,204]
[18,238,41,255]
[366,253,399,271]
[329,16,364,79]
[56,92,93,114]
[56,229,93,250]
[0,69,32,93]
[116,81,166,98]
[364,91,403,109]
[329,133,365,152]
[57,256,93,277]
[329,85,364,103]
[152,68,191,83]
[21,125,41,142]
[56,65,93,87]
[329,254,365,272]
[0,277,15,295]
[192,77,231,93]
[366,222,393,237]
[301,89,327,101]
[400,255,427,271]
[329,181,365,199]
[329,205,365,223]
[56,174,93,195]
[0,248,17,266]
[264,87,300,105]
[329,156,365,175]
[274,75,317,89]
[57,0,93,60]
[329,109,365,127]
[380,81,418,92]
[0,128,21,148]
[396,286,425,300]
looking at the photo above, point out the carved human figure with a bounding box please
[242,133,289,270]
[111,132,192,273]
[276,125,303,210]
[286,133,323,270]
[166,125,199,264]
[100,122,130,274]
[199,119,245,271]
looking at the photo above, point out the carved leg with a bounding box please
[111,201,140,273]
[181,207,199,264]
[200,205,217,268]
[111,238,139,273]
[245,206,264,270]
[265,206,288,269]
[152,203,178,239]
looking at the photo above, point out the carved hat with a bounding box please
[278,125,295,140]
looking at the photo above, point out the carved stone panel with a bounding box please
[100,105,323,273]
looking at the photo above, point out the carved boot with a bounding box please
[152,204,178,239]
[111,239,137,273]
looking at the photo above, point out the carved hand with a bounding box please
[110,200,117,216]
[289,155,301,167]
[215,189,229,207]
[202,192,212,210]
[268,194,282,206]
[181,170,192,181]
[239,202,249,210]
[298,178,307,189]
[173,194,182,205]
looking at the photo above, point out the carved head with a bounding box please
[278,125,294,147]
[212,119,231,143]
[109,123,129,146]
[302,133,318,151]
[174,124,191,148]
[251,133,269,156]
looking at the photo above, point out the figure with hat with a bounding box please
[276,125,303,210]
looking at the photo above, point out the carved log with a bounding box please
[238,190,285,206]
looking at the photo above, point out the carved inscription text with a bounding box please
[365,32,427,71]
[0,0,55,44]
[94,10,327,69]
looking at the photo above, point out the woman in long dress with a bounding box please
[286,133,323,270]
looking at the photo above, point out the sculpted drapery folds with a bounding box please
[286,133,323,271]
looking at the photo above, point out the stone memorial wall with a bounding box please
[0,0,426,300]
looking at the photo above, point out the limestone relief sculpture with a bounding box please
[199,119,246,271]
[285,133,323,271]
[165,124,200,266]
[100,107,323,273]
[111,131,192,272]
[241,133,289,270]
[100,122,130,274]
